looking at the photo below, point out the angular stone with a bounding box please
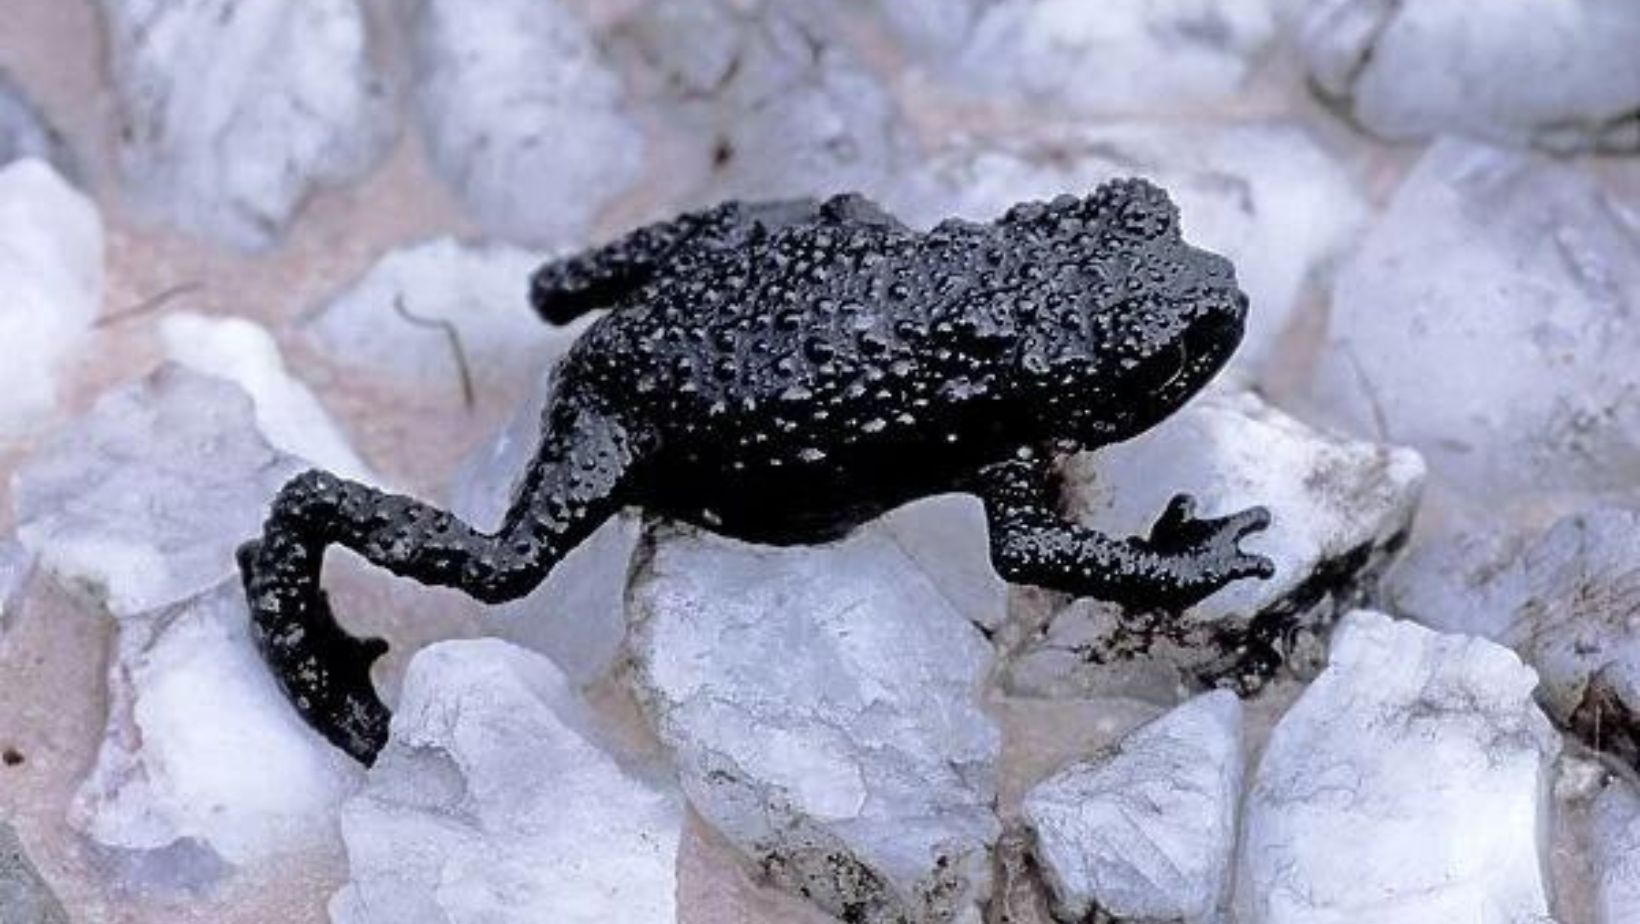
[878,494,1008,635]
[1004,389,1423,698]
[0,159,101,440]
[889,121,1367,374]
[613,0,914,204]
[1390,506,1640,768]
[159,312,375,484]
[883,0,1281,114]
[22,367,374,882]
[301,236,585,401]
[331,639,682,924]
[412,0,644,247]
[1236,610,1559,924]
[627,523,1001,924]
[1022,690,1243,922]
[13,366,304,618]
[1312,138,1640,499]
[1299,0,1640,152]
[99,0,393,250]
[70,582,361,875]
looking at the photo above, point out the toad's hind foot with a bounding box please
[240,401,638,764]
[240,537,390,762]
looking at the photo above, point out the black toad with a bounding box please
[239,179,1274,763]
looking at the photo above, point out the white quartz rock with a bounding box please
[1022,690,1243,923]
[1593,780,1640,924]
[0,70,72,172]
[0,158,102,439]
[1389,507,1640,764]
[448,384,639,684]
[628,523,1002,924]
[883,0,1278,113]
[331,638,683,924]
[1005,388,1423,698]
[890,121,1366,374]
[614,0,914,204]
[13,365,305,618]
[99,0,393,250]
[29,368,370,878]
[302,236,588,400]
[878,494,1009,635]
[1236,610,1560,924]
[71,582,361,872]
[1312,138,1640,499]
[1298,0,1640,152]
[159,312,375,484]
[412,0,643,247]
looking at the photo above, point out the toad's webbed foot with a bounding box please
[975,457,1273,610]
[1141,493,1273,603]
[239,400,638,764]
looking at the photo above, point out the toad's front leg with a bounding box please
[973,456,1273,610]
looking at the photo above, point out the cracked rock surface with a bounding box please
[331,638,683,924]
[1312,137,1640,500]
[1236,610,1560,924]
[612,0,914,206]
[1022,690,1244,923]
[1390,507,1640,770]
[159,312,377,485]
[98,0,393,250]
[71,582,360,879]
[13,367,303,618]
[627,523,1001,924]
[13,368,358,877]
[1299,0,1640,152]
[411,0,644,248]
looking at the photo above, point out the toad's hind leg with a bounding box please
[238,400,641,764]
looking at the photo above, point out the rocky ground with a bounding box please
[1,1,1639,922]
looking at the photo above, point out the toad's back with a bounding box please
[548,210,1114,540]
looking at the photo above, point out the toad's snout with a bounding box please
[1181,246,1247,324]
